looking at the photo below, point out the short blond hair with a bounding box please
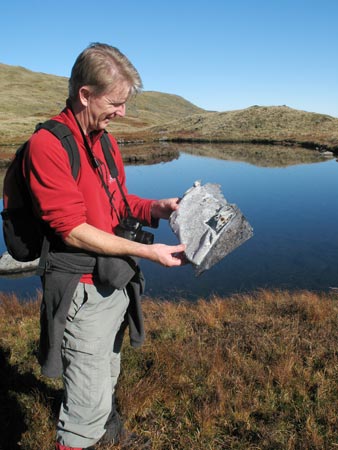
[68,43,143,101]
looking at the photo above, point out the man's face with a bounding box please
[85,83,130,133]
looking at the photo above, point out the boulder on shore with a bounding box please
[0,252,39,275]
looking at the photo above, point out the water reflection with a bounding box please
[0,142,337,301]
[119,142,179,165]
[177,142,330,167]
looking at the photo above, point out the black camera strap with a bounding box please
[73,115,133,221]
[101,134,133,218]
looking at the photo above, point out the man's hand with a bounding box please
[146,243,187,267]
[65,223,187,267]
[151,198,180,220]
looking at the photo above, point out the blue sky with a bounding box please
[1,0,337,117]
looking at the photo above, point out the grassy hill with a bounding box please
[1,63,338,152]
[146,105,338,151]
[0,63,204,146]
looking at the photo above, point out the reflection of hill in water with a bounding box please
[0,143,180,197]
[0,143,333,197]
[121,142,332,168]
[120,142,179,166]
[174,143,331,167]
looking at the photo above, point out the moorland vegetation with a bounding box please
[0,290,337,449]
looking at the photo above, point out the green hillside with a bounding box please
[147,105,338,151]
[0,63,204,145]
[1,63,338,152]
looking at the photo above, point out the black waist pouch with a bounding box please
[95,255,140,289]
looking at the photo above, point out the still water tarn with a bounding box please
[169,180,254,276]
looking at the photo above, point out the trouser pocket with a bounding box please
[61,333,108,407]
[66,283,88,323]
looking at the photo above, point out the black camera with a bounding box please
[115,216,154,245]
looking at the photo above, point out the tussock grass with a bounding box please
[0,290,337,449]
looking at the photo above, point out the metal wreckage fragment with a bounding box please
[169,181,254,276]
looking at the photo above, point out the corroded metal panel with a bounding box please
[170,181,253,276]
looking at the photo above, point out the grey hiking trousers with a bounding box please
[56,282,129,448]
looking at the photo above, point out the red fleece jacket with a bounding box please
[24,107,155,282]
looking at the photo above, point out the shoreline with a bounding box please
[0,138,336,169]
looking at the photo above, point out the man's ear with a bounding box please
[78,86,91,106]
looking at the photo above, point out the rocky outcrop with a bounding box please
[0,251,38,275]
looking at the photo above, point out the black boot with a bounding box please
[98,393,122,444]
[99,394,151,449]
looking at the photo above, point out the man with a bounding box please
[24,43,185,450]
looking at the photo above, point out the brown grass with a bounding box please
[0,289,337,449]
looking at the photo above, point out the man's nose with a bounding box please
[115,103,126,117]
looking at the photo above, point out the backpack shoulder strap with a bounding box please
[100,131,118,179]
[36,120,80,180]
[33,120,80,275]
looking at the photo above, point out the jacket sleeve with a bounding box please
[24,129,87,238]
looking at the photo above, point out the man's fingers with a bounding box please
[171,244,186,254]
[170,244,188,266]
